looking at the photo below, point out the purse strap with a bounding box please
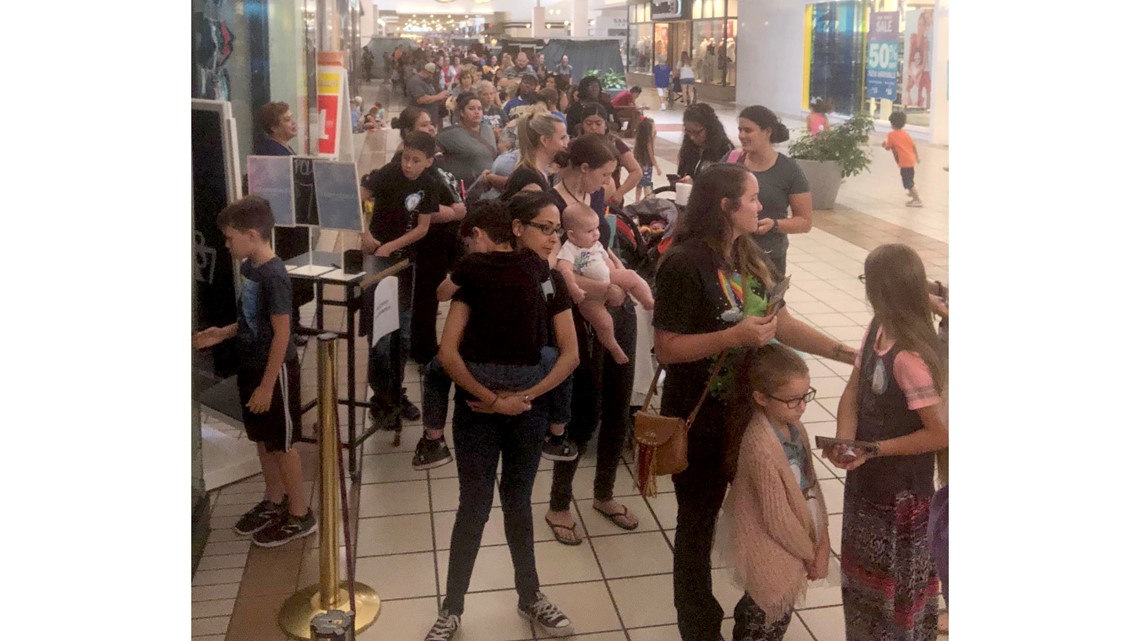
[640,351,730,425]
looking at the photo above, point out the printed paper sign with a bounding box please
[246,156,295,226]
[312,160,364,232]
[372,277,399,346]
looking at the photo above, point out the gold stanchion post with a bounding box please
[279,333,381,639]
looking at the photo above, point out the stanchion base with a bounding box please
[279,582,381,640]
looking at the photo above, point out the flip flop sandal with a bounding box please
[545,516,582,546]
[593,504,639,531]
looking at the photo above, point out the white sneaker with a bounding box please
[659,104,666,111]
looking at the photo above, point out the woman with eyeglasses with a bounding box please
[652,163,856,641]
[676,102,734,184]
[542,133,644,544]
[427,192,579,640]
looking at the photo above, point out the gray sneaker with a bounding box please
[233,498,286,536]
[424,609,460,641]
[518,592,573,637]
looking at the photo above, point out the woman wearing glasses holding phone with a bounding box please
[653,164,857,641]
[428,191,580,640]
[543,133,645,544]
[676,102,734,184]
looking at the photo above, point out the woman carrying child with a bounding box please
[717,344,830,641]
[425,191,580,641]
[826,243,948,641]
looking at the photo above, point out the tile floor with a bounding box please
[193,81,949,641]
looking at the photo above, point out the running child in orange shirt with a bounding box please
[883,111,922,208]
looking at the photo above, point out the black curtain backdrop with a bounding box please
[540,39,625,87]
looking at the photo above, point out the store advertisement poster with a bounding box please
[316,51,353,160]
[651,1,682,21]
[865,12,899,101]
[903,8,933,109]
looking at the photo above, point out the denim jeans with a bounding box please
[367,268,413,412]
[442,363,547,615]
[422,347,572,431]
[549,300,637,511]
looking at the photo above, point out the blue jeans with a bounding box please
[442,363,547,614]
[422,347,572,431]
[367,267,414,412]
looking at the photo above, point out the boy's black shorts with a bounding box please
[237,358,302,453]
[900,167,916,190]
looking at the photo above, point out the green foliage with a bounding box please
[584,68,627,91]
[788,111,875,179]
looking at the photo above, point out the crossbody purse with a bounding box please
[634,351,729,497]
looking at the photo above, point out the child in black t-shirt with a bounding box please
[413,200,578,471]
[193,196,316,548]
[358,131,440,425]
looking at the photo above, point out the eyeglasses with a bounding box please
[684,127,706,138]
[767,387,817,409]
[857,274,866,283]
[525,221,563,236]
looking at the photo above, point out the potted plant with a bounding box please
[585,68,628,92]
[788,111,874,210]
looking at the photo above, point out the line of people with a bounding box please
[230,83,950,640]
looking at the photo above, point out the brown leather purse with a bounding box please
[634,352,728,497]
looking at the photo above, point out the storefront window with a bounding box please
[804,0,933,125]
[629,23,653,73]
[806,1,866,117]
[654,23,670,66]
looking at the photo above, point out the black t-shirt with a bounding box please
[361,162,440,245]
[452,250,572,365]
[502,165,552,200]
[653,243,767,416]
[237,256,298,366]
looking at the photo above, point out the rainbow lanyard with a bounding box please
[717,270,744,310]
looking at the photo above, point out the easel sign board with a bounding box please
[292,157,320,226]
[247,156,296,226]
[372,276,400,346]
[312,160,364,232]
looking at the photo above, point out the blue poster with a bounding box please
[865,12,900,101]
[312,160,364,232]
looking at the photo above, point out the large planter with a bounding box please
[794,158,843,210]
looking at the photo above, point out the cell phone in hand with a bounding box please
[816,436,880,458]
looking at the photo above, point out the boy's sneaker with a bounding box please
[542,433,579,462]
[518,592,574,637]
[412,436,453,470]
[253,509,317,548]
[906,199,924,208]
[233,498,286,536]
[423,609,460,641]
[401,389,422,422]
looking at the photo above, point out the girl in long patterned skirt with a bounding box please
[825,244,948,641]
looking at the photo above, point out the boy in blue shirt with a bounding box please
[653,59,672,111]
[194,196,316,547]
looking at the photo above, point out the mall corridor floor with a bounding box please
[192,81,949,641]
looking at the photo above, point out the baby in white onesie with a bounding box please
[556,203,654,364]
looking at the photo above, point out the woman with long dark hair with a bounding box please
[577,101,643,208]
[653,163,857,641]
[425,191,579,641]
[542,134,643,543]
[565,75,616,136]
[676,102,733,183]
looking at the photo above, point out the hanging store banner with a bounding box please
[902,8,933,108]
[651,1,683,21]
[865,12,900,101]
[316,52,353,160]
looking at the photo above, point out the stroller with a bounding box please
[611,194,680,283]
